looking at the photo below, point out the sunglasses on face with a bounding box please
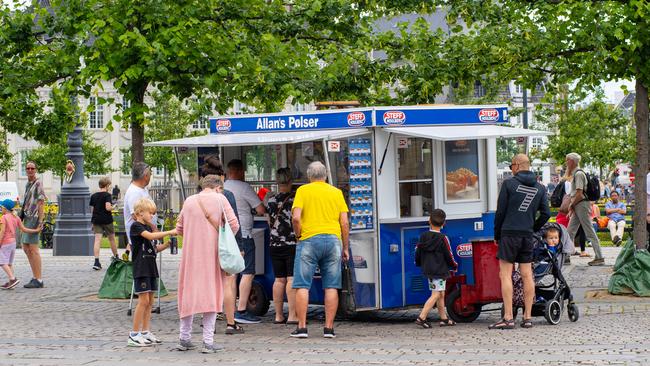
[26,167,36,171]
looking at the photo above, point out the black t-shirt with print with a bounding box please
[130,222,159,278]
[89,192,113,225]
[265,192,297,247]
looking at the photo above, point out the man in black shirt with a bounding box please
[90,177,117,270]
[491,154,550,330]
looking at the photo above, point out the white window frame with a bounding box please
[395,136,434,219]
[474,81,486,98]
[18,150,31,177]
[88,97,104,129]
[192,116,209,130]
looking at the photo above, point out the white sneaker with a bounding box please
[141,332,163,344]
[128,333,152,347]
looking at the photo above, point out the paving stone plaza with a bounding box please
[1,247,649,366]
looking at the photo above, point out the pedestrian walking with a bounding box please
[127,198,176,347]
[290,161,350,339]
[265,168,298,325]
[565,153,604,266]
[20,161,46,289]
[90,177,118,270]
[414,209,457,328]
[174,175,240,353]
[491,154,550,329]
[0,199,40,289]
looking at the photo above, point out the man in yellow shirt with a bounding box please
[290,161,350,339]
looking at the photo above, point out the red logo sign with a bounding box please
[456,243,473,257]
[347,112,366,126]
[383,111,406,125]
[215,119,231,133]
[478,109,499,122]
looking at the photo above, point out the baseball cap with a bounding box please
[0,199,15,211]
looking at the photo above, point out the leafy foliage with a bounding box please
[27,130,112,178]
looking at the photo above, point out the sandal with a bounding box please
[439,318,456,327]
[273,318,287,324]
[415,317,432,329]
[520,319,533,329]
[488,318,515,330]
[225,324,245,335]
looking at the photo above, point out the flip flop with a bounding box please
[488,318,515,330]
[273,318,287,324]
[439,318,456,327]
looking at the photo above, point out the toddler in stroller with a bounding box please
[509,222,579,325]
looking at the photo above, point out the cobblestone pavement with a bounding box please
[1,247,649,366]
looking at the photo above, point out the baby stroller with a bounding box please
[509,222,579,325]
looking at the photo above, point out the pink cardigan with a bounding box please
[176,191,239,318]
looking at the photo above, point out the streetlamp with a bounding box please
[52,122,94,256]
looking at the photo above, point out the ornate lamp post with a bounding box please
[53,122,94,256]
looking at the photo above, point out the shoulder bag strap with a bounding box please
[197,195,223,232]
[270,194,291,230]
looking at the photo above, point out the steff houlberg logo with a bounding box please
[456,243,473,257]
[383,111,406,125]
[215,119,232,133]
[478,108,500,123]
[347,112,366,127]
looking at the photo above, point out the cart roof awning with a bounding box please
[384,125,552,141]
[145,128,370,147]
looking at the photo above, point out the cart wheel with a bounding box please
[567,303,579,322]
[445,287,482,323]
[500,305,519,321]
[127,309,132,316]
[246,281,270,316]
[544,299,562,325]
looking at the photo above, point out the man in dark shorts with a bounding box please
[491,154,550,330]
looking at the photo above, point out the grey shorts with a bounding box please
[21,216,40,245]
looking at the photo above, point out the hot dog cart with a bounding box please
[147,105,550,317]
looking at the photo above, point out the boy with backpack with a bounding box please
[414,209,458,328]
[0,199,41,289]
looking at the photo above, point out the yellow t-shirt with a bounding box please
[292,181,349,241]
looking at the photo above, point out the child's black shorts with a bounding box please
[497,236,534,264]
[134,276,158,294]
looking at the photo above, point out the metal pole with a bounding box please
[522,87,529,154]
[322,139,333,184]
[173,147,186,201]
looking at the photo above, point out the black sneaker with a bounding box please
[290,328,308,338]
[93,259,101,271]
[23,278,43,288]
[323,327,336,339]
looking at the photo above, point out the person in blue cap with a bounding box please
[0,199,40,289]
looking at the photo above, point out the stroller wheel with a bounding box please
[567,303,579,322]
[544,299,562,325]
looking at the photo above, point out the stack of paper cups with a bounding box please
[410,195,423,217]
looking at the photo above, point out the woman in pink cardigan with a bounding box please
[175,175,240,353]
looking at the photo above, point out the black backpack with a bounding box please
[576,169,600,201]
[550,181,565,208]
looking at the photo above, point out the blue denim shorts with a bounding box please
[292,234,342,289]
[241,237,256,275]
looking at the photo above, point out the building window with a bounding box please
[531,137,544,149]
[152,167,164,176]
[233,100,249,115]
[19,150,30,177]
[192,116,209,130]
[474,81,486,98]
[88,97,104,129]
[397,137,433,217]
[515,84,523,94]
[444,140,480,202]
[122,97,131,110]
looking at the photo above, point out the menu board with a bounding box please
[349,138,373,230]
[445,140,480,201]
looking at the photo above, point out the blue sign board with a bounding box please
[375,106,508,126]
[209,105,509,134]
[210,109,373,134]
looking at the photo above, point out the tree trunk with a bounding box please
[130,82,148,165]
[633,79,649,250]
